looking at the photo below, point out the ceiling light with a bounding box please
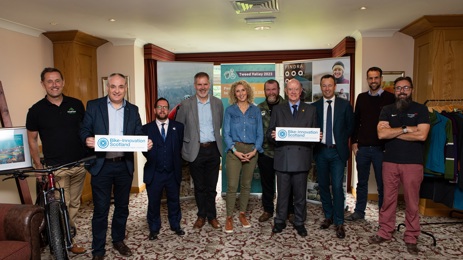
[109,18,116,22]
[255,26,271,30]
[49,21,58,26]
[360,6,367,10]
[245,17,275,24]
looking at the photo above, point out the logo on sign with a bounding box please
[278,129,287,139]
[97,138,109,149]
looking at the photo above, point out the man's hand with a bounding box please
[86,137,95,148]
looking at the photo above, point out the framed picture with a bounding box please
[382,71,404,93]
[101,76,130,100]
[0,127,32,171]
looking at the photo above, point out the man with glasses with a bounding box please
[346,67,395,222]
[368,76,430,255]
[142,98,185,240]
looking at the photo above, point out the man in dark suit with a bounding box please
[142,98,185,240]
[267,78,318,237]
[313,74,354,239]
[80,73,153,260]
[176,72,224,230]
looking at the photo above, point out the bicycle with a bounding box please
[1,155,96,260]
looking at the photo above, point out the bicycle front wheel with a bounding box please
[48,201,68,260]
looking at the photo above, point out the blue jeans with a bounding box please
[354,146,384,216]
[316,147,345,226]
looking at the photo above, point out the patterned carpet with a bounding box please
[41,191,463,259]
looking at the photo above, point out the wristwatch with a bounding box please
[402,125,408,134]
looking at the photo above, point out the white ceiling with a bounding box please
[0,0,462,53]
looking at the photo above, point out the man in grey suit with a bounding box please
[313,74,354,239]
[267,78,318,237]
[176,72,224,230]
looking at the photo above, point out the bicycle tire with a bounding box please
[48,201,68,260]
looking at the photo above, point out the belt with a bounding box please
[321,144,336,149]
[105,156,125,162]
[199,141,216,148]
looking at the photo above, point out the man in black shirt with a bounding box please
[368,76,430,255]
[26,67,87,254]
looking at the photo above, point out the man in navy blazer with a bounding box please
[80,73,153,260]
[313,74,354,239]
[142,98,185,240]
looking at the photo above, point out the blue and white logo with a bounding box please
[277,129,287,139]
[97,138,109,149]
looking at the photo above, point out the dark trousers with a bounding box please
[354,146,384,216]
[91,161,132,256]
[258,153,294,214]
[189,143,220,220]
[275,171,307,226]
[146,171,181,233]
[316,147,346,226]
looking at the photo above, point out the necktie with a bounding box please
[161,123,166,141]
[292,104,298,118]
[326,100,333,146]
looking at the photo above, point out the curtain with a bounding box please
[144,59,157,122]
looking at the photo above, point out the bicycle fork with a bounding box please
[43,187,73,250]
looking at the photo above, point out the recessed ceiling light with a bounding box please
[255,26,271,30]
[50,21,58,26]
[360,6,367,10]
[109,18,116,22]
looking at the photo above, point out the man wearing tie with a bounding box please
[268,79,318,237]
[313,74,354,239]
[142,98,185,240]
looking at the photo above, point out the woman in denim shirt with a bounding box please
[223,80,264,233]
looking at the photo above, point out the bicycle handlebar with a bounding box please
[0,155,97,181]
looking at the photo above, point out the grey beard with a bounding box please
[395,95,412,112]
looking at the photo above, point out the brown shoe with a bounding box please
[320,218,333,229]
[239,212,251,228]
[258,212,272,222]
[335,224,346,239]
[406,243,419,255]
[208,218,221,229]
[193,217,206,229]
[225,216,233,233]
[368,235,388,244]
[113,241,132,257]
[69,243,86,254]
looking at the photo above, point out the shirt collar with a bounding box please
[368,88,384,96]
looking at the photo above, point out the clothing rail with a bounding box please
[397,102,463,246]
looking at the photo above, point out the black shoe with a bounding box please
[92,255,104,260]
[149,231,159,240]
[173,228,185,236]
[294,225,307,237]
[113,241,132,257]
[335,224,346,239]
[320,218,333,229]
[345,212,364,221]
[272,223,286,233]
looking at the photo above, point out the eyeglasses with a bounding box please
[156,105,169,110]
[394,86,412,92]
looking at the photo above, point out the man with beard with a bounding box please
[257,79,294,223]
[142,98,185,240]
[346,67,395,222]
[368,76,430,255]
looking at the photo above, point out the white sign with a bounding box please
[275,127,320,142]
[95,135,148,152]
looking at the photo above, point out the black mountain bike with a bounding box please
[1,155,95,260]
